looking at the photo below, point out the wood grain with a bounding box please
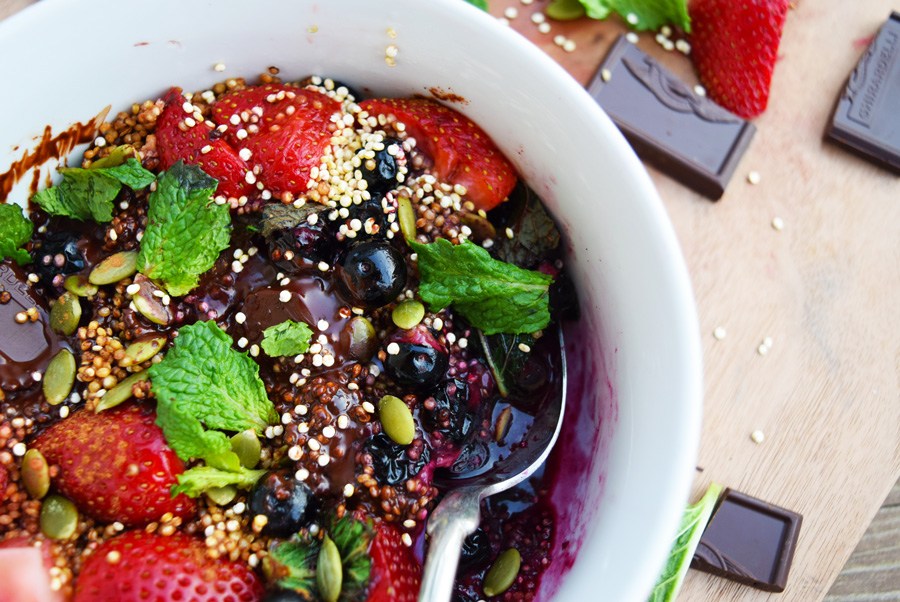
[1,0,898,601]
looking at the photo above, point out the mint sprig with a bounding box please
[411,239,552,335]
[261,320,314,357]
[32,158,155,222]
[137,161,231,296]
[577,0,690,32]
[648,483,723,601]
[150,321,278,497]
[0,204,33,266]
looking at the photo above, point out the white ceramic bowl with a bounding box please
[0,1,702,599]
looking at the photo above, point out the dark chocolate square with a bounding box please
[827,12,900,174]
[587,36,756,200]
[691,488,802,592]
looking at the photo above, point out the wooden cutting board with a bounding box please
[1,1,898,601]
[488,1,900,601]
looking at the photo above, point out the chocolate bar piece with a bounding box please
[587,36,755,200]
[827,12,900,174]
[691,488,802,592]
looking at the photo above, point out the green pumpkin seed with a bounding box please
[94,371,149,413]
[49,292,82,336]
[494,406,513,443]
[42,349,76,405]
[124,335,167,364]
[206,485,238,506]
[63,274,98,298]
[316,534,343,602]
[40,495,78,540]
[230,430,262,469]
[21,449,50,500]
[378,395,415,446]
[391,300,425,330]
[131,276,171,325]
[89,250,138,285]
[483,548,521,597]
[545,0,586,20]
[397,196,417,242]
[344,316,377,361]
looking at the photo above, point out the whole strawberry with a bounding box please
[33,403,196,526]
[73,531,264,602]
[689,0,790,118]
[366,524,421,602]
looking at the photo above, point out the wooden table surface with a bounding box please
[1,0,898,600]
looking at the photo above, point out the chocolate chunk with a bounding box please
[827,12,900,174]
[587,36,756,200]
[691,488,802,592]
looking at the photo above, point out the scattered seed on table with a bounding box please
[713,326,727,340]
[772,217,784,231]
[751,430,765,444]
[747,171,761,185]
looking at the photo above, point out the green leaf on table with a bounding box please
[578,0,691,32]
[32,158,155,222]
[261,320,314,357]
[136,161,231,296]
[411,238,552,335]
[648,482,723,602]
[465,0,489,10]
[0,203,34,266]
[150,321,278,463]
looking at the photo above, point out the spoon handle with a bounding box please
[418,487,483,602]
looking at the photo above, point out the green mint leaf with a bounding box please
[0,204,34,266]
[493,186,561,270]
[579,0,690,32]
[330,517,373,598]
[465,0,489,10]
[149,321,278,462]
[261,320,314,357]
[478,331,534,397]
[137,161,231,296]
[171,464,266,498]
[648,483,723,602]
[270,539,319,598]
[31,158,155,222]
[412,239,552,335]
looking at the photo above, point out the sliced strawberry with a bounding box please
[211,84,340,197]
[359,98,517,211]
[155,87,252,199]
[73,531,264,602]
[366,524,421,602]
[33,403,196,526]
[689,0,790,118]
[0,545,63,602]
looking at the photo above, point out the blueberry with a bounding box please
[385,342,449,389]
[459,528,491,571]
[338,241,407,308]
[262,590,308,602]
[422,379,472,441]
[345,197,388,238]
[268,221,336,267]
[360,138,401,194]
[365,433,429,486]
[248,470,317,536]
[31,232,86,288]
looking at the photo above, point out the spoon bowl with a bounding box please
[418,328,567,602]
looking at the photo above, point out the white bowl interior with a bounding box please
[0,1,702,599]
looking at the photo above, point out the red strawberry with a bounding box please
[33,403,196,526]
[155,87,252,199]
[73,531,264,602]
[359,98,517,211]
[211,83,340,198]
[689,0,790,118]
[366,524,421,602]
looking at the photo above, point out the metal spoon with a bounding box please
[418,328,567,602]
